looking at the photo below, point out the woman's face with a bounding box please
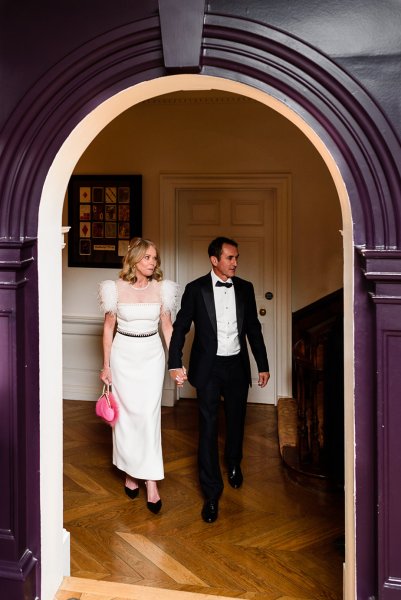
[135,245,158,278]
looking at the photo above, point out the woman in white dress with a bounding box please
[99,237,181,513]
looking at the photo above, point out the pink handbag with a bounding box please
[95,384,119,426]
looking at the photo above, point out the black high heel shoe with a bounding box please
[147,498,162,514]
[145,480,162,513]
[124,486,139,499]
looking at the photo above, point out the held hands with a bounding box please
[258,372,270,387]
[170,367,187,388]
[100,366,112,385]
[170,368,268,387]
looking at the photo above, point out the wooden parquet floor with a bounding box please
[60,399,344,600]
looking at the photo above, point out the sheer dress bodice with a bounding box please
[99,278,179,334]
[116,279,163,334]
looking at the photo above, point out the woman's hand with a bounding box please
[169,367,187,387]
[100,366,112,385]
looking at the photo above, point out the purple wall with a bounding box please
[1,1,401,598]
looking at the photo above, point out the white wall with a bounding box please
[62,90,343,401]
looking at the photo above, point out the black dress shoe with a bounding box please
[201,499,218,523]
[147,499,162,514]
[228,465,243,488]
[125,486,139,499]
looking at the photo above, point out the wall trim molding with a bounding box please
[62,314,176,405]
[143,93,254,106]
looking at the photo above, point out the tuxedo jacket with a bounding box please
[168,273,269,389]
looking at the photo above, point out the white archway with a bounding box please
[38,74,354,600]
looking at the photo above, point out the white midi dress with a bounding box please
[99,278,179,481]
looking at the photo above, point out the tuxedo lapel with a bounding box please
[201,275,217,334]
[233,278,245,334]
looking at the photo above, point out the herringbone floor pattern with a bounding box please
[60,399,344,600]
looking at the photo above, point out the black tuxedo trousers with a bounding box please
[197,354,249,499]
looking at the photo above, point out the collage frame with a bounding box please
[68,174,142,268]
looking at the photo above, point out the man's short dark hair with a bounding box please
[208,236,238,259]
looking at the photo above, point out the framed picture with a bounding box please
[68,174,142,268]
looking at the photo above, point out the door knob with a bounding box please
[259,308,266,316]
[265,292,273,300]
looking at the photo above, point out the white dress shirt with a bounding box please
[211,271,241,356]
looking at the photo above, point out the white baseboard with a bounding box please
[63,376,100,401]
[161,388,176,407]
[63,383,176,406]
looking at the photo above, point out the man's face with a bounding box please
[211,243,239,280]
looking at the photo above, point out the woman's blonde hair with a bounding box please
[119,237,163,283]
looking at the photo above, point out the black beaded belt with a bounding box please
[117,328,157,338]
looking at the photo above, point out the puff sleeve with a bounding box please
[160,280,181,320]
[98,280,118,315]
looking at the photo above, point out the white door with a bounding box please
[176,188,276,404]
[161,173,291,406]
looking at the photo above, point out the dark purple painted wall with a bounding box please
[0,1,159,124]
[1,1,401,598]
[210,0,401,136]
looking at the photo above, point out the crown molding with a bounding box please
[143,93,253,106]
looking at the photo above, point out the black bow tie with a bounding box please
[215,281,233,288]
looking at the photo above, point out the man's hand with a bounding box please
[258,372,270,387]
[169,367,187,387]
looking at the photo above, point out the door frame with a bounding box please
[160,172,292,404]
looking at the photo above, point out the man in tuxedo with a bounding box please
[169,237,270,523]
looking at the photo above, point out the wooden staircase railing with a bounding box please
[279,290,344,490]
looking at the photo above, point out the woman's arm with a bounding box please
[100,312,116,384]
[160,310,173,349]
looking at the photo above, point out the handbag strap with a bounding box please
[102,383,112,408]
